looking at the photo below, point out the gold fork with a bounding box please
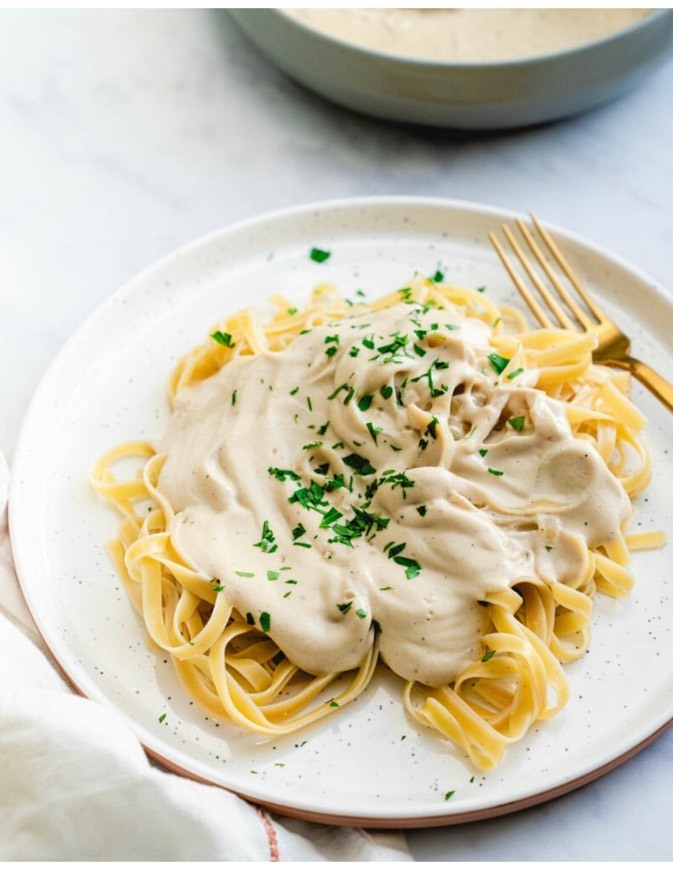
[489,214,673,413]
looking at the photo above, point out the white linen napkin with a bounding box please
[0,451,410,862]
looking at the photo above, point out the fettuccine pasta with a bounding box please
[90,275,661,770]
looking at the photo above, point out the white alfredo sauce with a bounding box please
[287,8,653,64]
[158,301,631,688]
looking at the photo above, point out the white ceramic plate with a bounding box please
[10,197,673,827]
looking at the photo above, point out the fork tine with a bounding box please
[516,218,593,331]
[530,213,608,324]
[504,223,576,330]
[488,231,552,328]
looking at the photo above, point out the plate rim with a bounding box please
[9,194,673,826]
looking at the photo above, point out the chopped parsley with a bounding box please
[328,506,389,548]
[487,352,510,375]
[310,247,331,263]
[268,467,300,482]
[411,359,449,398]
[289,481,327,509]
[366,421,382,444]
[342,453,376,476]
[211,330,235,348]
[508,416,525,432]
[376,332,410,361]
[426,417,439,439]
[324,335,340,358]
[254,520,278,554]
[327,383,349,401]
[319,507,343,528]
[302,441,323,451]
[259,612,271,633]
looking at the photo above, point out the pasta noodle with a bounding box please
[90,275,662,770]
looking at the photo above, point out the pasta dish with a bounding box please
[90,275,661,770]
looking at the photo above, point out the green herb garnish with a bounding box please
[211,330,235,348]
[310,247,331,263]
[319,507,343,528]
[292,523,307,540]
[343,453,376,476]
[254,520,278,554]
[268,467,300,482]
[487,353,510,375]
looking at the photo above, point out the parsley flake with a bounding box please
[310,247,331,263]
[254,520,278,554]
[343,453,376,476]
[211,330,235,348]
[487,353,510,375]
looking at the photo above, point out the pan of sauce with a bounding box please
[285,8,654,64]
[229,7,673,129]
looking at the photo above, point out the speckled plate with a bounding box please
[9,197,673,827]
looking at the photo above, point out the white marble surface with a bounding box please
[1,8,673,861]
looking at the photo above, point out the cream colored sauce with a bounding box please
[287,8,653,63]
[158,302,630,687]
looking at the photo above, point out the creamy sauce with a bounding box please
[158,301,630,687]
[287,8,653,63]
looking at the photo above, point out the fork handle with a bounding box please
[607,355,673,413]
